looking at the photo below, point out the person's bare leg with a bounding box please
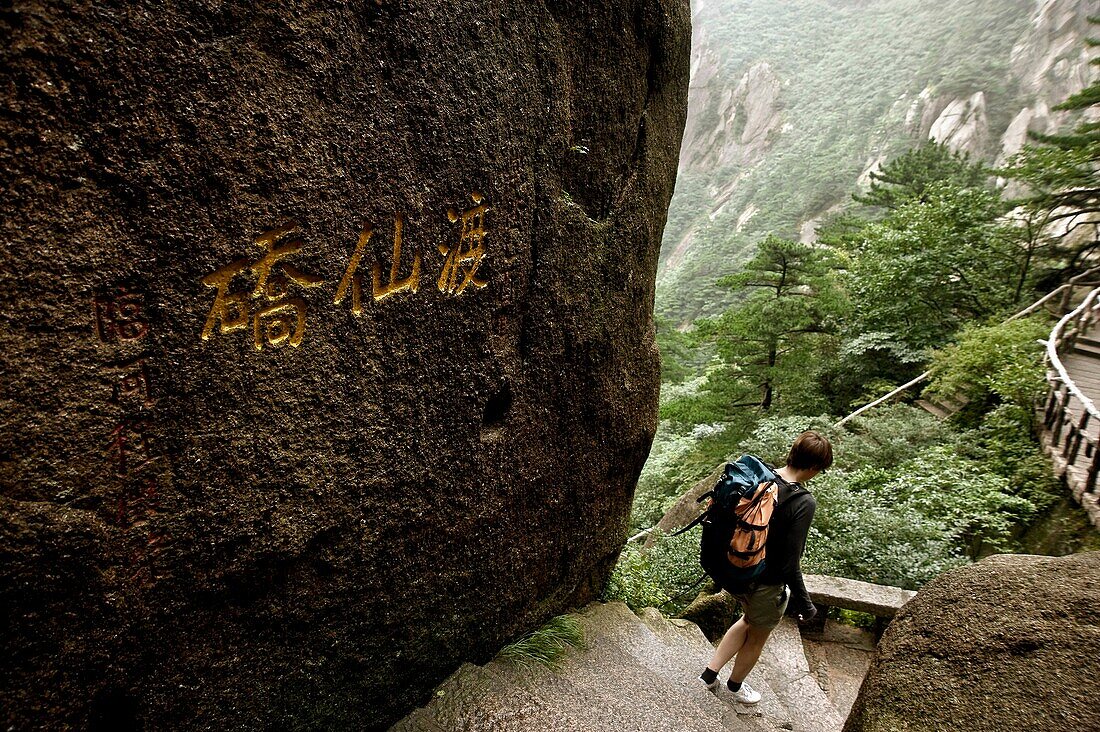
[706,616,750,672]
[728,623,772,683]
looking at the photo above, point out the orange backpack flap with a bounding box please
[726,481,777,568]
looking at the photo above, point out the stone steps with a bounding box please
[389,602,847,732]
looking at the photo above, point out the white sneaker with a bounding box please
[701,675,720,694]
[731,681,761,705]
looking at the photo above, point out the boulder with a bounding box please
[679,589,738,642]
[645,461,722,546]
[844,552,1100,732]
[0,1,690,729]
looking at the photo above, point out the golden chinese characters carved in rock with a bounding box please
[201,223,325,350]
[439,193,488,296]
[334,214,421,314]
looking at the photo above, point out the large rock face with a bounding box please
[0,2,690,729]
[844,552,1100,732]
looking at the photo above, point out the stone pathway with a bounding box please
[390,602,863,732]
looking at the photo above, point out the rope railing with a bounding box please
[834,267,1100,428]
[1044,286,1100,422]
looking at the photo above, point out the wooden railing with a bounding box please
[1042,285,1100,496]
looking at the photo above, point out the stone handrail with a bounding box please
[803,574,915,618]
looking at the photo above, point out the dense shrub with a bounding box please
[805,469,967,589]
[603,532,703,614]
[925,316,1050,415]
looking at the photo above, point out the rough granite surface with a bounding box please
[0,2,690,729]
[844,552,1100,732]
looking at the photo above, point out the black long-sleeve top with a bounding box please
[759,477,817,620]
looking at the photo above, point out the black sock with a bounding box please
[700,668,719,684]
[727,679,742,692]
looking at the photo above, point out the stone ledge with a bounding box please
[803,575,915,618]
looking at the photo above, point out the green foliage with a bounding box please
[816,329,929,413]
[884,446,1036,555]
[655,316,704,385]
[834,405,950,471]
[733,410,969,588]
[805,468,967,589]
[954,404,1061,513]
[925,315,1050,412]
[804,439,1036,588]
[735,414,839,467]
[854,143,989,210]
[603,533,703,614]
[498,615,585,670]
[699,235,848,412]
[829,607,877,630]
[840,182,1024,350]
[659,362,759,425]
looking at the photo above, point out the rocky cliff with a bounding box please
[0,2,690,729]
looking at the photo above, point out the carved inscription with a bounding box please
[202,223,326,350]
[93,290,149,344]
[372,214,421,301]
[203,194,492,346]
[105,418,154,476]
[334,214,423,313]
[440,193,488,296]
[110,359,154,407]
[92,292,167,583]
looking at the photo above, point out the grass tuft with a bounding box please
[497,615,585,670]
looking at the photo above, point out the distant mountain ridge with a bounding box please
[659,0,1096,324]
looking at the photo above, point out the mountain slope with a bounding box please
[659,0,1096,323]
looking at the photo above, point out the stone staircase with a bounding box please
[913,394,967,420]
[389,602,856,732]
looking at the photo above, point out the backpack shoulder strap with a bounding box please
[670,511,707,537]
[773,474,809,506]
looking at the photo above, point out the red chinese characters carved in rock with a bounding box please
[93,290,149,344]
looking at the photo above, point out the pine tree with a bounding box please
[698,235,846,411]
[1003,19,1100,270]
[854,142,989,211]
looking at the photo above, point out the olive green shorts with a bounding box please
[732,583,788,629]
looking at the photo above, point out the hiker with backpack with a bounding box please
[695,431,832,704]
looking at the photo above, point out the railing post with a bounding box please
[1044,382,1060,428]
[1067,412,1089,463]
[1042,383,1060,429]
[1060,284,1075,313]
[1088,443,1100,494]
[1051,385,1069,445]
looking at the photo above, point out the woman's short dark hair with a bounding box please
[786,431,833,472]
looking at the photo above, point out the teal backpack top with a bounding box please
[709,455,777,509]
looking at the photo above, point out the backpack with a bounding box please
[673,455,779,594]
